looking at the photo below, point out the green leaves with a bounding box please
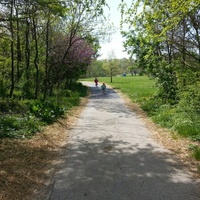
[29,100,65,123]
[119,0,200,146]
[0,82,87,139]
[121,0,200,96]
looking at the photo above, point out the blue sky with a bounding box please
[98,0,132,60]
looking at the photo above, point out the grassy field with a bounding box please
[80,75,158,103]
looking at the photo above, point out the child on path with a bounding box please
[101,82,106,94]
[94,77,98,87]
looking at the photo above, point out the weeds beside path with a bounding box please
[0,97,88,200]
[114,88,200,179]
[0,85,199,200]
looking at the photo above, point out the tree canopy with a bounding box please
[119,0,200,140]
[121,0,200,102]
[0,0,110,99]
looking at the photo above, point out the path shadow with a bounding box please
[89,85,119,100]
[87,86,136,118]
[48,81,200,200]
[49,137,200,200]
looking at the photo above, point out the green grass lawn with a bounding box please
[80,75,158,103]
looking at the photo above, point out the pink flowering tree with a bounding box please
[49,34,95,88]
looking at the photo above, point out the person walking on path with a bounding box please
[101,82,106,94]
[94,77,98,87]
[48,81,200,200]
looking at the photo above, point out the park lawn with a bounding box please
[80,75,158,103]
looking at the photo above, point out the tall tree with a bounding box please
[121,0,200,102]
[103,50,120,82]
[9,0,15,97]
[0,0,110,99]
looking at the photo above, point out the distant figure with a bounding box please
[101,82,106,94]
[94,77,98,87]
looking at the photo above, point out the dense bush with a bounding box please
[142,92,200,142]
[0,114,42,138]
[0,99,28,113]
[29,100,65,123]
[0,82,88,139]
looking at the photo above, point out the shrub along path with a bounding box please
[46,82,200,200]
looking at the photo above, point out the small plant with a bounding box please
[29,100,65,123]
[0,114,42,138]
[141,97,163,116]
[188,144,200,161]
[151,104,175,128]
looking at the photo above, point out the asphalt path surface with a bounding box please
[49,82,200,200]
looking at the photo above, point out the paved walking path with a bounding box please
[49,82,200,200]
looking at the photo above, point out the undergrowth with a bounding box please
[0,82,88,139]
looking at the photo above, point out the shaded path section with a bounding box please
[49,82,200,200]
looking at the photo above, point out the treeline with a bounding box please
[85,58,137,78]
[0,0,109,138]
[122,0,200,141]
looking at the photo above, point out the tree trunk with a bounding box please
[43,19,50,100]
[110,68,113,83]
[9,0,15,98]
[32,16,39,99]
[16,5,21,83]
[25,17,30,81]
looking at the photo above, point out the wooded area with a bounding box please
[0,0,109,99]
[0,0,110,138]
